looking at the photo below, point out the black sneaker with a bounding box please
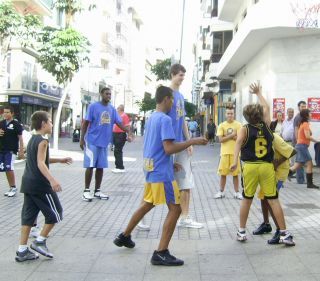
[151,249,184,266]
[30,240,53,258]
[113,233,135,248]
[252,222,272,235]
[267,230,280,245]
[15,248,39,262]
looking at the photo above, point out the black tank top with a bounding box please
[241,122,274,163]
[20,134,51,194]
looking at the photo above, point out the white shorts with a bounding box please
[174,150,195,190]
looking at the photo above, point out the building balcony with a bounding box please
[216,0,320,78]
[13,0,53,16]
[218,0,243,22]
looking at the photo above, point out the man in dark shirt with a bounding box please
[206,118,216,145]
[0,106,24,197]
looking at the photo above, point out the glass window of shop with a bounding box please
[21,62,38,92]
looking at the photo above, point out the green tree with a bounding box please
[184,101,196,118]
[37,0,92,149]
[151,58,171,81]
[136,95,156,116]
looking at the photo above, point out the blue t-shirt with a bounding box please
[143,112,176,182]
[167,90,185,142]
[85,102,122,147]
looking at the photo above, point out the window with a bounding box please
[211,31,233,62]
[242,9,247,20]
[212,32,223,53]
[116,22,121,33]
[211,0,218,17]
[254,0,259,3]
[21,62,37,92]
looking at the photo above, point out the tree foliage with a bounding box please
[38,26,90,85]
[136,95,156,115]
[151,58,171,81]
[185,101,196,118]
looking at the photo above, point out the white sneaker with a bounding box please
[234,192,243,200]
[177,216,203,229]
[7,187,17,197]
[82,191,94,202]
[29,226,41,238]
[94,191,109,200]
[237,230,247,242]
[137,222,151,231]
[112,169,126,173]
[214,191,225,199]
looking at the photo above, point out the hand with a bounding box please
[50,179,62,192]
[174,162,182,172]
[191,137,208,146]
[273,159,280,170]
[18,150,25,160]
[0,129,4,137]
[127,135,133,142]
[187,145,193,156]
[230,163,238,172]
[249,82,262,95]
[61,157,72,165]
[80,140,85,150]
[232,134,237,140]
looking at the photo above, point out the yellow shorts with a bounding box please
[143,181,180,205]
[242,162,278,199]
[218,155,240,176]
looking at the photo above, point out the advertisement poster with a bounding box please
[308,97,320,122]
[273,98,285,119]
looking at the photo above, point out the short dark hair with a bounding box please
[155,86,173,104]
[31,111,50,130]
[3,105,14,113]
[100,87,111,94]
[297,100,306,107]
[299,109,310,126]
[170,63,186,77]
[243,104,263,124]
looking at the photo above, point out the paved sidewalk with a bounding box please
[1,137,320,280]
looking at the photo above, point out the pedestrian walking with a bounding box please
[231,82,295,246]
[15,111,72,262]
[206,118,216,145]
[113,86,208,266]
[80,87,131,202]
[0,106,24,197]
[215,107,243,200]
[188,118,198,138]
[112,105,131,174]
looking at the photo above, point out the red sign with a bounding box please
[273,98,285,119]
[308,97,320,122]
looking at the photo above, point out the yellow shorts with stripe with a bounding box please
[242,162,278,199]
[218,154,240,176]
[143,181,180,205]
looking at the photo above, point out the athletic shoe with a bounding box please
[137,222,151,231]
[112,168,126,174]
[268,230,280,245]
[29,226,41,238]
[252,222,272,235]
[30,240,53,258]
[113,233,135,248]
[233,192,243,200]
[15,248,39,262]
[237,230,247,242]
[177,216,203,229]
[94,191,109,200]
[6,187,17,197]
[82,191,94,202]
[150,249,184,266]
[279,231,295,246]
[214,191,225,199]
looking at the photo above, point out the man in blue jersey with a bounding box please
[80,87,131,202]
[113,86,208,266]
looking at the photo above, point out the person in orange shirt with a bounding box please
[289,109,320,189]
[112,105,131,173]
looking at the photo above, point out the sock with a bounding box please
[95,188,100,193]
[265,222,270,225]
[10,185,16,189]
[84,188,90,192]
[18,245,28,252]
[239,228,246,232]
[157,249,168,254]
[36,235,46,242]
[280,229,287,234]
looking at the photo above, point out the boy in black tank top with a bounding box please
[230,82,295,246]
[15,111,72,262]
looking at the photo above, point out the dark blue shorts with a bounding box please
[0,151,16,172]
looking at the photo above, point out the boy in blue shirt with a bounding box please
[114,86,208,266]
[80,87,131,202]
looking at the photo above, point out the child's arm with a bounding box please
[273,149,296,170]
[37,140,61,192]
[163,137,208,155]
[230,127,247,171]
[249,82,271,126]
[50,157,72,164]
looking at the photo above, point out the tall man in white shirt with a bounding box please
[281,108,294,165]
